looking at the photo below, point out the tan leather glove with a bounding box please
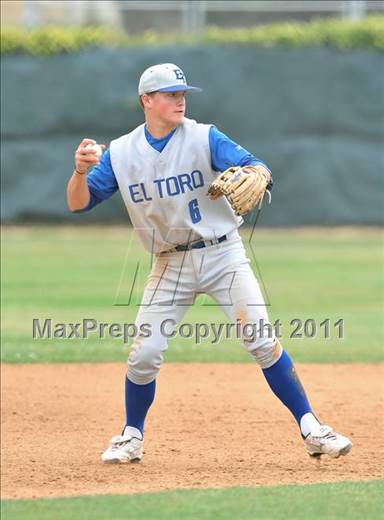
[207,164,272,216]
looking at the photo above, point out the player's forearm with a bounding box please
[67,171,90,212]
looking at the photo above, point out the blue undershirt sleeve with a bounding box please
[209,126,273,191]
[72,148,119,213]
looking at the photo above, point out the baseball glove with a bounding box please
[207,164,272,216]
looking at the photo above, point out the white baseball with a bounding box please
[84,143,103,158]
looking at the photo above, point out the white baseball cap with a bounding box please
[138,63,202,95]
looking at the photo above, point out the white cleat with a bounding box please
[101,426,143,464]
[304,424,352,459]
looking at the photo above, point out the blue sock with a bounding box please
[262,350,312,426]
[124,377,156,436]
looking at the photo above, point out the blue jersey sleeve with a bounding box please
[73,148,119,213]
[209,126,273,191]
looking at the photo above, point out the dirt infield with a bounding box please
[2,363,383,499]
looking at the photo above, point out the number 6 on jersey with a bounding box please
[188,198,202,223]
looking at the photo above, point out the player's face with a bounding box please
[149,91,186,126]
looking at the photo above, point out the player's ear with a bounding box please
[141,92,157,111]
[141,94,152,109]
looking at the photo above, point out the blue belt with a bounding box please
[168,234,227,253]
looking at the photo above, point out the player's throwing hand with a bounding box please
[74,138,105,175]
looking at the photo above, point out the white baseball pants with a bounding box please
[127,230,280,384]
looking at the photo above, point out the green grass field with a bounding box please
[2,481,383,520]
[2,226,383,520]
[2,226,383,364]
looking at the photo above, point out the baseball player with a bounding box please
[67,63,352,463]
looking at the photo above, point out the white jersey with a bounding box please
[110,118,242,253]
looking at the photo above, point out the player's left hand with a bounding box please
[207,164,272,216]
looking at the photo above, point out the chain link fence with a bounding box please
[2,1,384,33]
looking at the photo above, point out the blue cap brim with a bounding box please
[157,85,202,93]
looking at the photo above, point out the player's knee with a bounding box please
[126,339,166,385]
[247,338,283,369]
